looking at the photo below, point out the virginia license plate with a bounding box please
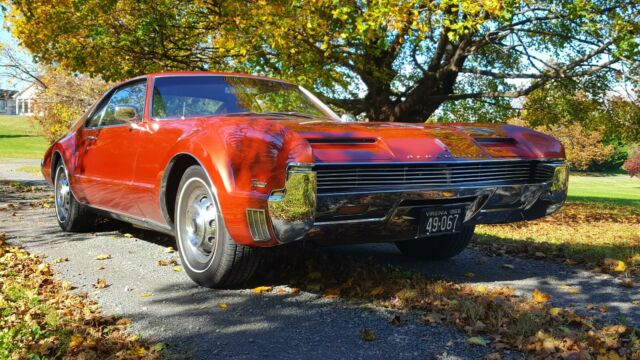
[418,205,465,237]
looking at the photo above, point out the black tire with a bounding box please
[175,165,260,288]
[53,163,97,232]
[395,225,475,260]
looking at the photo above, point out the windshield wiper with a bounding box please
[261,112,316,119]
[220,111,316,119]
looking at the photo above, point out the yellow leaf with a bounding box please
[95,254,111,260]
[128,343,146,357]
[549,307,562,316]
[604,258,627,272]
[141,292,152,298]
[251,286,273,294]
[123,233,134,238]
[164,247,175,253]
[173,266,182,272]
[53,257,69,264]
[37,263,52,275]
[93,278,108,289]
[532,289,550,304]
[217,303,228,309]
[468,336,488,347]
[69,335,84,350]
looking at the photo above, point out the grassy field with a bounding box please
[568,173,640,207]
[0,115,49,159]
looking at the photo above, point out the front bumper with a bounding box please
[267,162,568,244]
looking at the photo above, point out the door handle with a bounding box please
[85,135,97,141]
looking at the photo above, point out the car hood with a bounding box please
[269,119,564,163]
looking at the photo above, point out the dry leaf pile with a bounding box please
[475,202,640,282]
[267,251,640,359]
[0,233,163,359]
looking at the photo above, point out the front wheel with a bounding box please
[175,165,260,288]
[53,163,97,232]
[394,225,475,260]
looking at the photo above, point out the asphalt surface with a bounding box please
[1,162,638,359]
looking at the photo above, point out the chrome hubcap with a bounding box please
[55,167,71,223]
[178,179,219,266]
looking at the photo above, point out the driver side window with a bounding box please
[85,80,147,128]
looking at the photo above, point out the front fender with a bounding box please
[165,119,314,246]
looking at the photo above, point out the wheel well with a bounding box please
[163,154,200,225]
[51,152,62,179]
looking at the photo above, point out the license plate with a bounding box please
[418,205,465,237]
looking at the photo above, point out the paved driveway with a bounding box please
[0,162,637,359]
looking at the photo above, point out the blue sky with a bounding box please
[1,11,34,90]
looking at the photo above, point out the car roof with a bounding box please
[146,71,293,84]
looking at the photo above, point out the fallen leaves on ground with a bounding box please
[475,201,640,282]
[262,248,640,359]
[0,233,161,359]
[217,303,228,309]
[95,253,112,260]
[93,278,109,289]
[532,289,550,304]
[157,258,177,266]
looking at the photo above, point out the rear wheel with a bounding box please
[394,225,475,260]
[54,163,97,232]
[175,165,260,288]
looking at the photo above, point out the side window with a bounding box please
[100,81,147,127]
[85,96,111,128]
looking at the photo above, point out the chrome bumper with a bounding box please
[267,162,568,244]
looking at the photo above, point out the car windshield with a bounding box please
[152,75,332,119]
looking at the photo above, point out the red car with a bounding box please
[42,72,569,288]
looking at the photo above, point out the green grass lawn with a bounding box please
[0,115,49,159]
[568,173,640,207]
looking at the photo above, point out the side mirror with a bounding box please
[340,113,357,122]
[114,105,141,123]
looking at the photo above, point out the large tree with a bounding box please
[4,0,639,122]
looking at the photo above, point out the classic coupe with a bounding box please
[42,72,568,288]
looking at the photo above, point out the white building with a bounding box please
[14,82,42,116]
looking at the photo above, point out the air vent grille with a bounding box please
[246,209,271,242]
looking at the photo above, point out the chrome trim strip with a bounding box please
[314,217,386,225]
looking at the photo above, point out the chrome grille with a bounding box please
[315,161,557,194]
